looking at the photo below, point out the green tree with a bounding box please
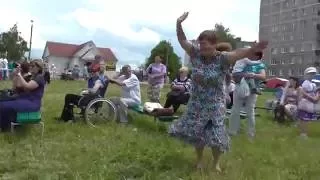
[214,23,241,49]
[145,40,181,81]
[0,24,29,61]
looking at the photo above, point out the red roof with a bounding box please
[43,41,118,61]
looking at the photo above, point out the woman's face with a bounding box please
[154,56,162,63]
[289,79,297,87]
[199,39,216,57]
[180,70,188,78]
[29,63,40,74]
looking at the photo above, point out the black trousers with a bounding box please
[44,71,50,84]
[227,92,233,109]
[164,94,189,112]
[59,93,98,121]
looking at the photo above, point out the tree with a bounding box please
[214,23,241,49]
[145,40,181,81]
[0,24,29,61]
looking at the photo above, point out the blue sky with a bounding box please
[0,0,261,68]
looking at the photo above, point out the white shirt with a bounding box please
[117,74,141,104]
[232,58,261,73]
[2,59,8,69]
[301,80,316,93]
[227,82,236,93]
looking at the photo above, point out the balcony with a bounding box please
[316,50,320,56]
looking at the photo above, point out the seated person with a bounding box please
[0,60,45,131]
[109,65,141,123]
[232,57,263,95]
[265,84,285,111]
[164,66,191,113]
[59,65,108,122]
[279,77,299,120]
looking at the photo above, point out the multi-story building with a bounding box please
[259,0,320,78]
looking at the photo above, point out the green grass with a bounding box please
[1,80,320,179]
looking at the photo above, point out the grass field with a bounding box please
[1,80,320,180]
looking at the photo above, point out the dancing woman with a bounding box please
[168,12,268,171]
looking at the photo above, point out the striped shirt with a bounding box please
[171,76,192,94]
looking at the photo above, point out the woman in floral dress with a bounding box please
[168,12,268,171]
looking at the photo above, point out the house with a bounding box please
[42,41,118,75]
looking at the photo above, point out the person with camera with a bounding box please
[0,60,46,131]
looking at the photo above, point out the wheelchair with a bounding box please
[70,83,117,127]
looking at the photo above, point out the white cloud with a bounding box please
[0,5,67,50]
[66,0,259,41]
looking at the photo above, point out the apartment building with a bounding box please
[259,0,320,78]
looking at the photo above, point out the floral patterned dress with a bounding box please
[168,48,230,152]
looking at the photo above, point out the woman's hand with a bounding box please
[244,73,255,78]
[251,40,268,53]
[177,12,189,24]
[13,67,21,76]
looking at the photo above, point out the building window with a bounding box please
[312,43,316,50]
[279,69,283,76]
[292,23,296,30]
[288,69,292,76]
[271,48,278,54]
[271,58,277,65]
[281,35,285,41]
[297,57,302,64]
[268,69,276,76]
[292,9,297,17]
[300,32,304,40]
[301,8,306,16]
[290,35,294,40]
[301,20,307,28]
[290,57,295,64]
[290,46,295,53]
[298,68,304,75]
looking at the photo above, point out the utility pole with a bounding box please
[28,20,34,60]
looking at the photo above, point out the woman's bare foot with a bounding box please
[215,164,222,172]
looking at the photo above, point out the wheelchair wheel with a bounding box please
[84,98,117,127]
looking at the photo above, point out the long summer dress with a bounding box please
[168,48,230,152]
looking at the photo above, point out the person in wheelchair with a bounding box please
[109,65,141,123]
[0,60,46,131]
[59,64,109,122]
[278,77,300,121]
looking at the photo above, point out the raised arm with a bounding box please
[226,41,268,64]
[176,12,193,56]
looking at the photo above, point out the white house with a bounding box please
[42,41,118,75]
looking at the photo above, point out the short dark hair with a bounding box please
[197,30,217,45]
[289,76,300,88]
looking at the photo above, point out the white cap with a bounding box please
[304,67,317,75]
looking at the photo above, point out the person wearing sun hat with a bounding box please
[297,67,318,138]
